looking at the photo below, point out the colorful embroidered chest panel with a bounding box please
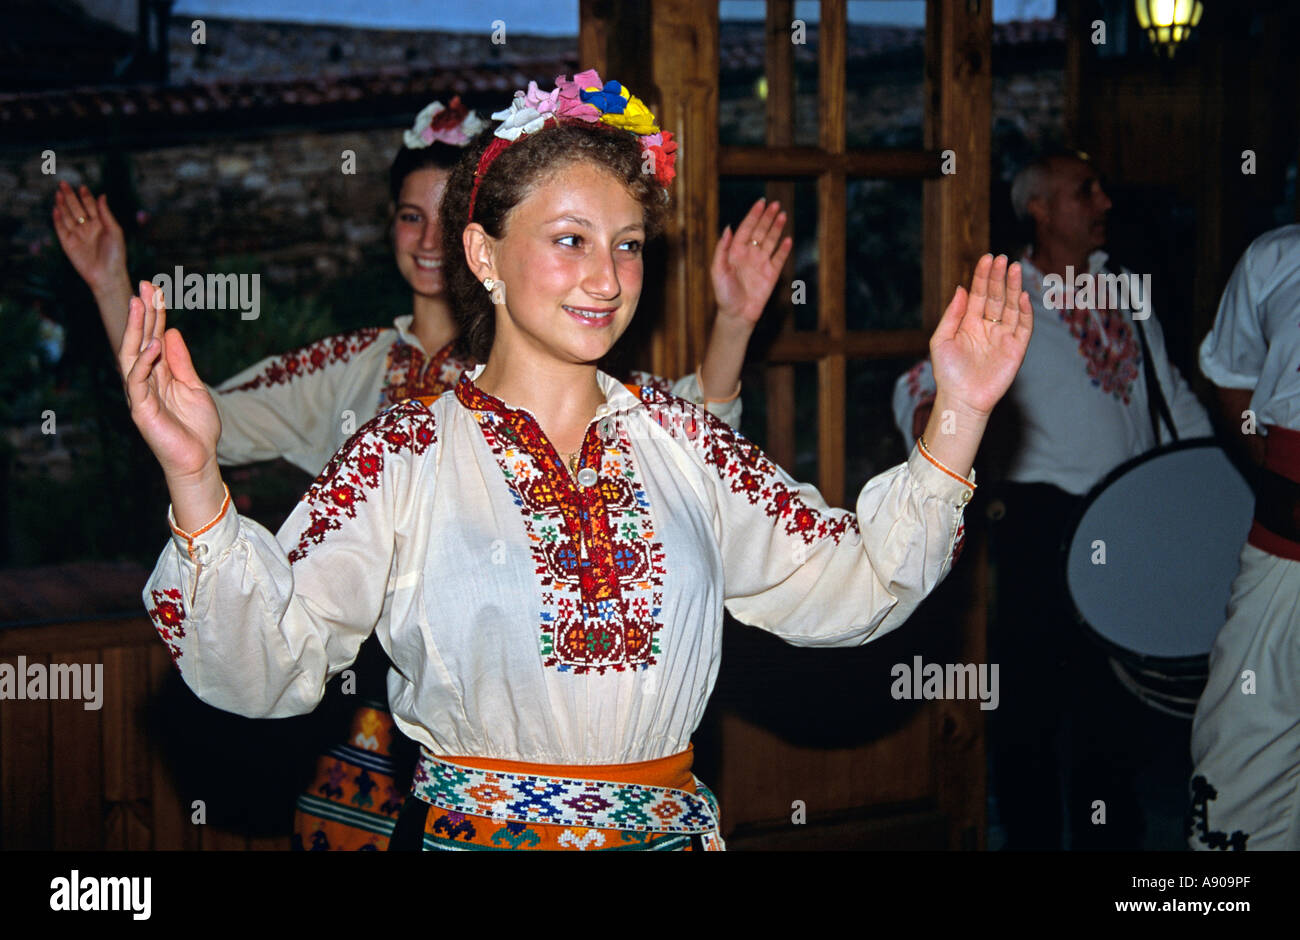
[380,339,473,408]
[454,375,666,675]
[220,328,385,393]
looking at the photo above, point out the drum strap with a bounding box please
[1133,318,1179,444]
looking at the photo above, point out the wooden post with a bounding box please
[923,0,992,850]
[816,0,847,508]
[923,0,992,331]
[647,0,720,380]
[765,0,798,473]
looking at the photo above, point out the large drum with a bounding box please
[1061,439,1255,718]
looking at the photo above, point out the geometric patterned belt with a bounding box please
[411,749,725,851]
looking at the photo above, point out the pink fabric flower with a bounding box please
[554,70,602,121]
[521,80,561,115]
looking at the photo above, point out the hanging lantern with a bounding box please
[1134,0,1204,58]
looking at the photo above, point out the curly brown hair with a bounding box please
[439,119,671,361]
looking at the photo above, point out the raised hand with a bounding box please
[929,254,1033,418]
[52,181,128,295]
[710,197,793,326]
[52,181,135,353]
[120,281,226,528]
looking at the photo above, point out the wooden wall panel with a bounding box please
[101,646,153,850]
[49,648,105,850]
[148,644,196,850]
[0,653,51,849]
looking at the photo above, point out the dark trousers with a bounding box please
[986,482,1147,850]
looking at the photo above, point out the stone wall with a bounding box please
[5,125,407,295]
[166,16,574,85]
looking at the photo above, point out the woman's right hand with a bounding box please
[121,281,226,527]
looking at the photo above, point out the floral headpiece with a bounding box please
[467,69,677,221]
[403,96,489,149]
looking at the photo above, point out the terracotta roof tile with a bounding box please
[0,58,578,141]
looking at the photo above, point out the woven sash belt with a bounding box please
[411,749,726,851]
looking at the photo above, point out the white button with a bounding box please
[960,490,972,505]
[577,467,598,487]
[595,404,611,418]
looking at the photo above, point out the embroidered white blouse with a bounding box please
[145,366,974,766]
[209,314,742,475]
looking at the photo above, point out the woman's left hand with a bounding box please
[711,197,793,326]
[929,253,1033,418]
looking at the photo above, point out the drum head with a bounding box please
[1064,440,1254,661]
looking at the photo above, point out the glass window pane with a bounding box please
[720,1,772,147]
[737,361,819,486]
[845,357,916,494]
[791,0,821,146]
[719,177,819,333]
[845,178,923,330]
[845,1,927,150]
[719,1,820,147]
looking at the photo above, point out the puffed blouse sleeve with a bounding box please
[142,399,437,719]
[209,328,388,474]
[671,402,974,647]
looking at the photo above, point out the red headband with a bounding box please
[467,137,512,223]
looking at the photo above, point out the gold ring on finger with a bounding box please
[984,316,1002,323]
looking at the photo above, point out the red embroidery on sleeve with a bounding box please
[641,388,859,546]
[147,588,188,667]
[287,400,437,564]
[905,360,930,400]
[219,328,384,393]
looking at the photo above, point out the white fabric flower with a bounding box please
[459,110,490,140]
[491,95,551,141]
[403,101,445,149]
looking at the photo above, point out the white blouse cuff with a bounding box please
[166,486,238,565]
[906,442,976,507]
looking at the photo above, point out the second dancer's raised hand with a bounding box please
[698,198,793,402]
[52,181,135,353]
[120,281,226,529]
[710,197,793,327]
[53,181,127,294]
